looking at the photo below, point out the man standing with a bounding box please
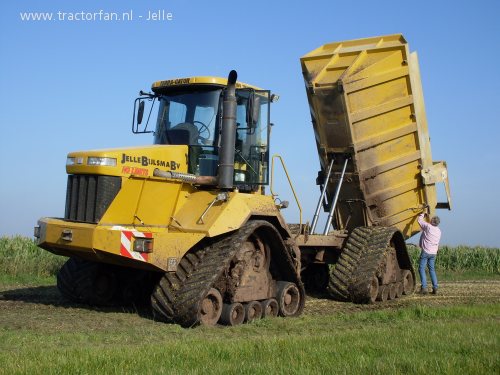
[418,211,442,295]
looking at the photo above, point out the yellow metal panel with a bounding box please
[93,225,122,256]
[99,178,185,227]
[171,191,279,237]
[364,160,421,198]
[134,180,185,226]
[353,107,415,147]
[99,177,143,225]
[149,232,206,269]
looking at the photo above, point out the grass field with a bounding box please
[0,236,499,374]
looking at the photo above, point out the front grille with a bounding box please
[64,175,121,223]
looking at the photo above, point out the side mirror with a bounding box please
[137,100,145,125]
[132,96,155,134]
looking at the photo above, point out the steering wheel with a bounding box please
[193,120,211,142]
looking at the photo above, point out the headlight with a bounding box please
[87,157,117,167]
[66,157,83,166]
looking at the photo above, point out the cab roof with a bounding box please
[151,76,263,92]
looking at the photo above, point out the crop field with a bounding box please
[0,236,499,374]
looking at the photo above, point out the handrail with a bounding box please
[310,158,334,234]
[270,154,303,229]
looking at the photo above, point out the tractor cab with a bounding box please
[133,77,273,191]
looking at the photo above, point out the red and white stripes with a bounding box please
[113,226,152,262]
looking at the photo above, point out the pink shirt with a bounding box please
[417,213,441,255]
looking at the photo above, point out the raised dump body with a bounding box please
[301,34,451,239]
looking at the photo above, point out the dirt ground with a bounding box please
[1,280,499,326]
[305,279,500,315]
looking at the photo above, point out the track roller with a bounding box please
[244,301,263,323]
[376,285,389,302]
[261,298,279,318]
[220,303,245,326]
[396,282,404,298]
[388,283,397,300]
[200,288,223,326]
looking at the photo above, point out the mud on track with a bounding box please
[1,280,499,329]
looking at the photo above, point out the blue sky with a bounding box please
[1,0,499,247]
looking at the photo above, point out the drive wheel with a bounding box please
[199,288,223,326]
[277,281,300,317]
[261,298,279,318]
[220,303,245,326]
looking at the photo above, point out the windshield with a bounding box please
[154,88,222,146]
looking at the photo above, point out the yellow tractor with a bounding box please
[35,34,451,326]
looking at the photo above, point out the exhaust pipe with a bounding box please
[218,70,238,189]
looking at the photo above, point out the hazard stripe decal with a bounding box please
[114,226,152,262]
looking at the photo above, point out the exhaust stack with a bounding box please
[218,70,238,189]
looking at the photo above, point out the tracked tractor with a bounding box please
[36,71,304,326]
[35,34,451,326]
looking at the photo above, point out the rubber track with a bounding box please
[56,257,108,304]
[348,227,397,303]
[159,220,303,327]
[57,257,88,302]
[326,227,372,301]
[328,227,405,303]
[151,250,207,323]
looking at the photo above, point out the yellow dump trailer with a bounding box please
[301,34,451,238]
[297,35,451,304]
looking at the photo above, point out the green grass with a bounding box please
[0,303,498,374]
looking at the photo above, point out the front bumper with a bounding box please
[35,217,205,272]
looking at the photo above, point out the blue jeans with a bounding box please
[419,250,438,290]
